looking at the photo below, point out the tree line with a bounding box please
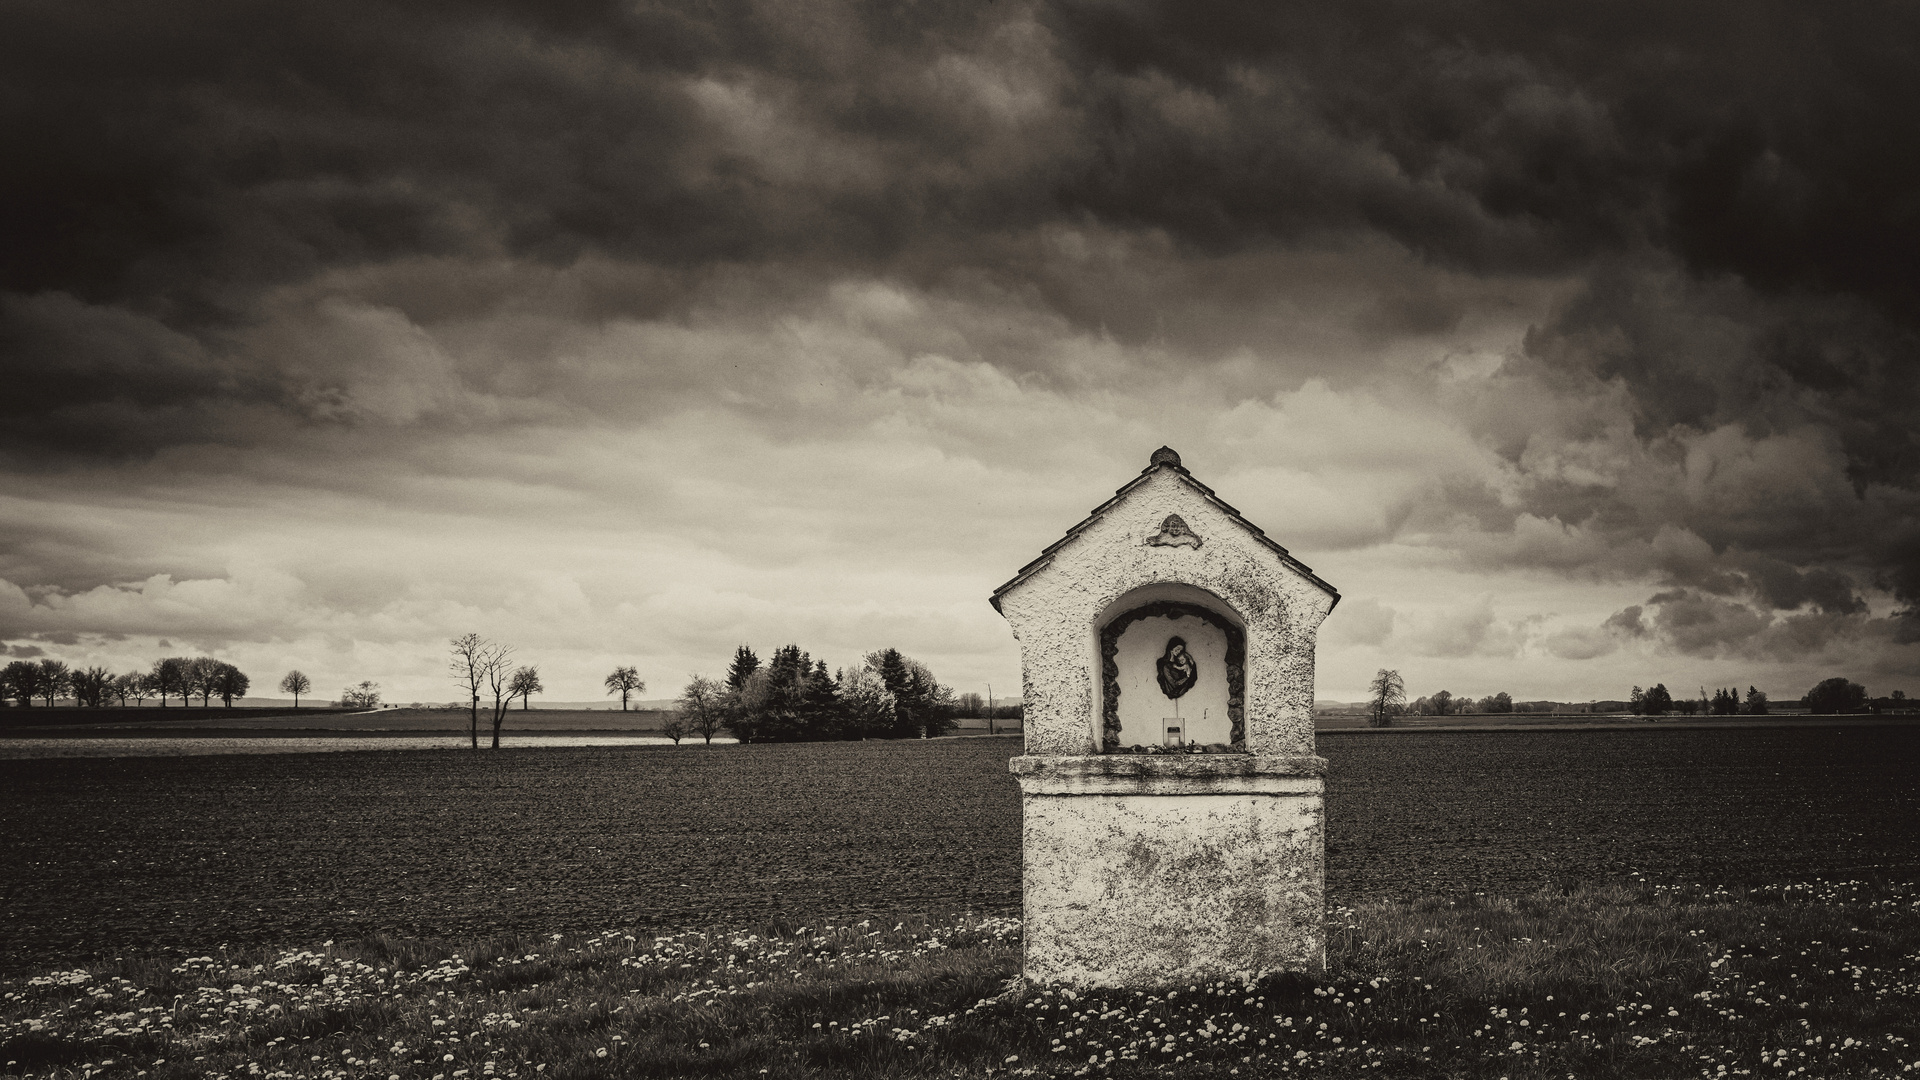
[1,656,252,708]
[1365,667,1907,726]
[1632,678,1906,716]
[671,645,960,745]
[1627,684,1770,716]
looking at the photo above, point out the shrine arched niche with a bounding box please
[1096,585,1247,752]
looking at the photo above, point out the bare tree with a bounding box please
[661,714,689,744]
[341,681,382,709]
[152,657,187,707]
[604,665,645,711]
[450,633,511,749]
[485,655,516,748]
[67,666,111,707]
[677,675,726,745]
[122,671,156,706]
[216,663,250,706]
[1367,669,1405,728]
[508,665,543,710]
[185,657,220,706]
[279,670,312,708]
[2,660,40,707]
[37,659,71,706]
[109,671,141,706]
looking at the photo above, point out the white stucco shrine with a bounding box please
[992,446,1340,986]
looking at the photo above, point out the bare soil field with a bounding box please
[2,727,1916,977]
[0,706,677,733]
[0,706,363,730]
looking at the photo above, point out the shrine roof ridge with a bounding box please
[988,447,1341,612]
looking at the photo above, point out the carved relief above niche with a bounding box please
[1100,600,1246,751]
[1144,513,1203,548]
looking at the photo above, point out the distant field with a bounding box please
[3,727,1917,977]
[0,706,1025,737]
[0,706,677,732]
[0,706,361,730]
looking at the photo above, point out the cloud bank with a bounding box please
[2,0,1916,701]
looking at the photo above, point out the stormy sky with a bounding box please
[3,0,1917,705]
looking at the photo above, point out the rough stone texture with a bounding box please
[992,453,1340,987]
[1013,755,1325,986]
[995,462,1338,757]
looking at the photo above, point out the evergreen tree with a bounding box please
[804,659,843,738]
[725,645,761,692]
[870,649,919,738]
[754,644,813,741]
[865,649,956,738]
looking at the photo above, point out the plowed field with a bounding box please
[3,727,1916,976]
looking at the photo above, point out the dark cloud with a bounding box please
[1604,605,1648,638]
[3,0,1919,673]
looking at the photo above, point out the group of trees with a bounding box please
[1804,677,1868,715]
[672,645,957,744]
[1628,683,1772,716]
[448,634,543,748]
[1,656,252,708]
[1405,688,1515,717]
[1369,673,1527,727]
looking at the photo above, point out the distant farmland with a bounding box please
[1,706,1020,736]
[1,727,1915,976]
[0,706,677,733]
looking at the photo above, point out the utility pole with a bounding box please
[987,683,994,737]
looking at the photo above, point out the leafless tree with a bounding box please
[1368,668,1405,728]
[341,681,381,709]
[508,665,543,710]
[450,633,511,749]
[485,653,516,748]
[604,665,645,711]
[216,663,250,706]
[68,666,112,707]
[2,660,41,707]
[37,659,71,706]
[661,714,689,744]
[186,657,222,706]
[677,674,726,745]
[279,670,312,708]
[152,657,187,706]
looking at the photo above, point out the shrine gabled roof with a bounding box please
[989,446,1341,612]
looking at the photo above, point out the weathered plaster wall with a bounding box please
[1012,756,1325,986]
[999,467,1337,757]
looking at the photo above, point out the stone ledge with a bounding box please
[1009,754,1327,778]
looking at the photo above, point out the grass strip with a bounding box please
[3,878,1915,1078]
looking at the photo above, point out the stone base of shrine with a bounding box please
[1009,754,1326,987]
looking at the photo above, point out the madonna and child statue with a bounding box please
[1156,636,1198,744]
